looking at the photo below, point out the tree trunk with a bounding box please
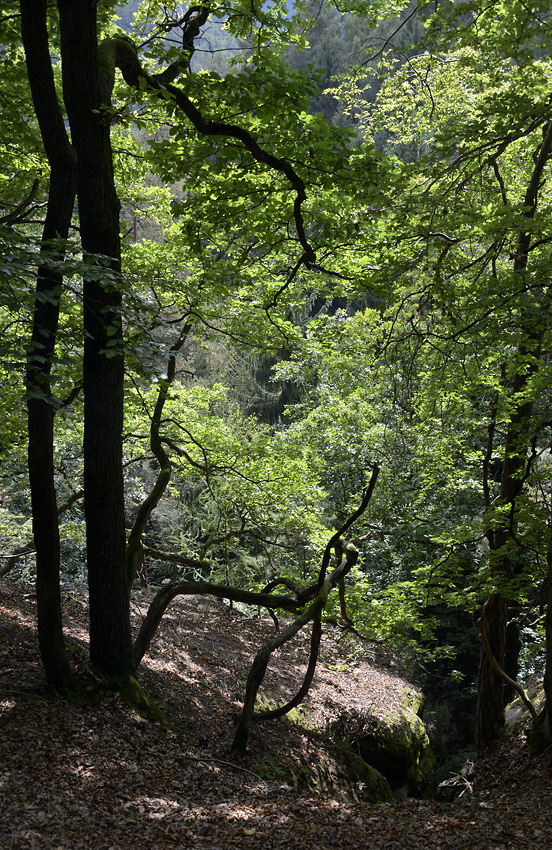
[531,522,552,752]
[476,341,540,751]
[57,0,132,679]
[476,594,508,751]
[21,0,77,694]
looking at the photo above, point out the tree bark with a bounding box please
[21,0,77,693]
[476,596,507,753]
[57,0,132,678]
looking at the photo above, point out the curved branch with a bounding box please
[317,463,379,591]
[132,578,304,668]
[231,471,380,753]
[257,612,323,716]
[263,575,314,600]
[0,543,36,580]
[479,602,537,720]
[98,36,316,266]
[241,473,380,734]
[0,177,41,224]
[253,543,360,723]
[338,575,355,629]
[231,539,360,751]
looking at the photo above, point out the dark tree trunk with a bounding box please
[21,0,77,693]
[531,523,552,752]
[57,0,132,678]
[475,594,508,752]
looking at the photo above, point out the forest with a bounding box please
[2,0,552,821]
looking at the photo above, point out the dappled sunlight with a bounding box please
[2,581,552,848]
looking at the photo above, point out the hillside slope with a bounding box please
[1,581,551,849]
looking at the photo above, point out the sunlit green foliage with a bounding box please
[4,0,552,744]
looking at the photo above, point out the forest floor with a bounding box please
[1,579,551,850]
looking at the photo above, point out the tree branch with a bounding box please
[0,177,41,224]
[479,601,537,720]
[132,578,305,668]
[231,471,379,752]
[98,36,316,268]
[126,323,191,590]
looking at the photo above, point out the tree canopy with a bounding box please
[2,0,552,759]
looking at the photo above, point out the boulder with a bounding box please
[340,748,394,803]
[333,687,435,799]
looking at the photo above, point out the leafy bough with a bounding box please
[131,465,379,749]
[231,464,379,750]
[97,30,316,281]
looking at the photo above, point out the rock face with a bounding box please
[333,688,435,799]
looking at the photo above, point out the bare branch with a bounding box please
[479,601,537,719]
[132,578,305,667]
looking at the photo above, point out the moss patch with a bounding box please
[250,737,394,803]
[254,687,307,727]
[354,714,435,797]
[116,675,168,727]
[340,748,394,803]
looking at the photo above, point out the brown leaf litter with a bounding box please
[1,580,551,849]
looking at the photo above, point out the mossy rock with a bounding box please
[344,687,435,798]
[251,740,393,803]
[340,748,394,803]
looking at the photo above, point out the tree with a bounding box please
[21,0,79,693]
[331,0,552,750]
[12,0,384,695]
[57,0,134,679]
